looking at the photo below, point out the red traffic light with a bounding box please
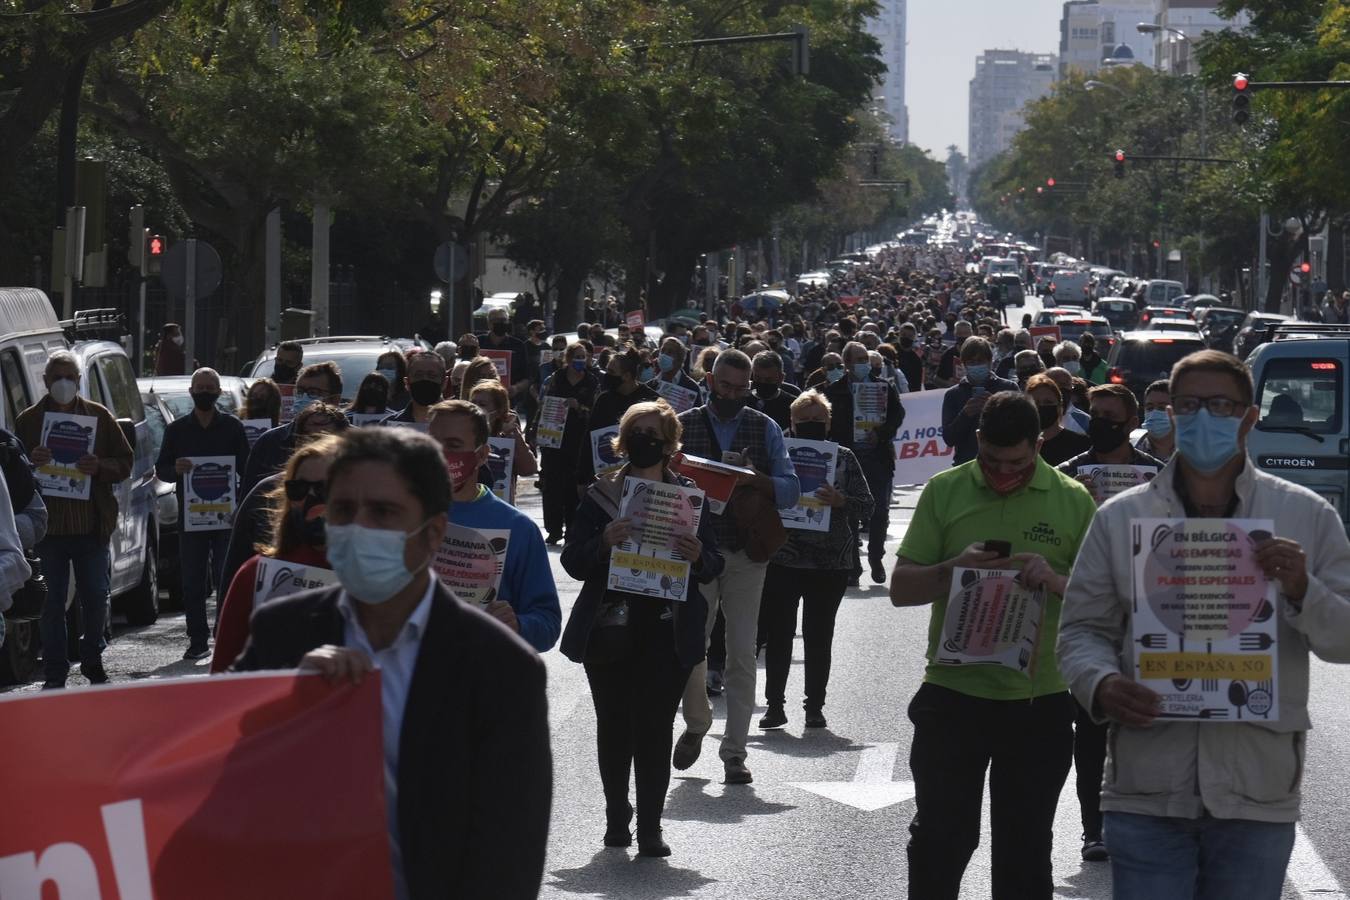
[148,235,165,256]
[1114,149,1126,163]
[1152,240,1161,248]
[1234,74,1249,92]
[1046,177,1056,187]
[1300,261,1312,274]
[1036,186,1044,194]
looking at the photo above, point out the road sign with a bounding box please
[434,242,469,283]
[161,239,223,302]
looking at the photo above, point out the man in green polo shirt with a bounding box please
[890,390,1096,900]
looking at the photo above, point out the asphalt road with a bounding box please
[7,473,1347,900]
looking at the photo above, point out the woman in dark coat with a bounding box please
[560,399,723,858]
[538,342,598,543]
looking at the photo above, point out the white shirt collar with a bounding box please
[336,573,436,646]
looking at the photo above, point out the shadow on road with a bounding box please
[661,777,797,824]
[746,728,866,758]
[547,849,717,898]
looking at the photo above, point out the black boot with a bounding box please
[637,827,671,858]
[603,802,633,848]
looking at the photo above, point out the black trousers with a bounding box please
[1073,699,1108,839]
[857,458,893,566]
[760,563,849,711]
[906,683,1075,900]
[583,612,691,835]
[540,447,578,538]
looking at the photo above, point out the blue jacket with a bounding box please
[450,487,561,652]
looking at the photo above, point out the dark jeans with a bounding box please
[906,682,1075,900]
[583,610,691,835]
[761,563,848,711]
[858,457,893,565]
[180,529,229,646]
[540,448,578,538]
[38,534,111,681]
[1106,812,1295,900]
[1074,699,1108,838]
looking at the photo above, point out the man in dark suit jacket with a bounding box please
[231,427,551,900]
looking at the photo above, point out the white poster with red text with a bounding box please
[891,390,955,486]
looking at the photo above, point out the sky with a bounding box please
[905,0,1068,159]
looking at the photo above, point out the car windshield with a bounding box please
[1119,339,1203,376]
[1203,310,1246,328]
[1057,320,1114,342]
[252,349,387,400]
[158,390,239,420]
[1257,358,1343,434]
[1149,320,1199,332]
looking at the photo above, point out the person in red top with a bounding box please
[209,434,340,672]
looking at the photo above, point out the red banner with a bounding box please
[1030,325,1062,342]
[837,295,861,307]
[625,310,646,329]
[480,348,513,387]
[0,673,392,900]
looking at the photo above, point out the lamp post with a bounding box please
[1084,80,1128,98]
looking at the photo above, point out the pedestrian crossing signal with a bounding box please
[148,235,165,275]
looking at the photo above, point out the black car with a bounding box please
[1195,307,1247,351]
[1104,332,1207,399]
[1233,312,1293,360]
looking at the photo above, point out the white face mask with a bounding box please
[172,335,185,347]
[49,378,78,405]
[1062,360,1081,376]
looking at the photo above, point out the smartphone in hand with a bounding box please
[983,539,1012,559]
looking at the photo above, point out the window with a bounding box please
[1,348,31,428]
[1257,358,1343,434]
[95,354,145,423]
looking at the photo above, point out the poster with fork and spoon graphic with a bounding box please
[1130,518,1279,722]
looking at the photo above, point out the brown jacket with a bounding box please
[16,395,134,541]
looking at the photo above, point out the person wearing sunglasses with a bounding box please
[210,434,342,672]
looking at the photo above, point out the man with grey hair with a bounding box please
[674,348,800,785]
[1053,340,1084,380]
[16,351,135,688]
[1013,349,1046,389]
[155,367,252,660]
[477,306,530,406]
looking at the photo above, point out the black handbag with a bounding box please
[7,550,46,622]
[584,597,632,664]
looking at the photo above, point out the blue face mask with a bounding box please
[325,520,429,604]
[826,367,846,384]
[376,367,397,384]
[291,393,317,416]
[640,366,657,383]
[1143,409,1173,438]
[1174,409,1242,473]
[659,353,676,373]
[852,362,872,381]
[570,359,586,372]
[965,364,990,384]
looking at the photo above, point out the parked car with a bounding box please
[244,336,410,403]
[1033,308,1078,328]
[1052,314,1117,350]
[1196,307,1247,351]
[985,273,1025,307]
[1144,318,1201,335]
[1093,297,1140,332]
[1245,323,1350,533]
[1142,279,1185,306]
[1233,312,1293,360]
[139,375,249,421]
[1138,305,1192,326]
[1045,270,1093,306]
[1104,331,1207,400]
[138,388,181,608]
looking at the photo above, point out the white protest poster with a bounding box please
[851,382,887,444]
[36,412,97,500]
[349,413,389,427]
[385,421,429,433]
[891,390,955,487]
[935,567,1046,676]
[537,395,568,449]
[252,557,338,610]
[1080,464,1158,504]
[277,384,296,422]
[590,426,623,476]
[654,380,699,414]
[241,418,272,447]
[433,523,508,607]
[607,476,704,602]
[781,438,836,532]
[1130,518,1279,722]
[487,436,516,503]
[183,456,237,531]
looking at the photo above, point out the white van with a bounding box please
[1144,279,1185,307]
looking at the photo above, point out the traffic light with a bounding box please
[1046,177,1056,188]
[1114,150,1126,179]
[147,234,165,275]
[1233,73,1251,124]
[1300,261,1312,275]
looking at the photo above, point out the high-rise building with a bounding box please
[867,0,909,143]
[968,50,1056,169]
[1060,0,1158,78]
[1152,1,1250,74]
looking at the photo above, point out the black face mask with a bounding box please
[602,373,623,392]
[272,363,297,383]
[1038,405,1060,429]
[794,421,828,441]
[625,432,667,468]
[410,380,443,407]
[491,322,509,337]
[356,391,387,410]
[711,394,747,419]
[752,381,779,399]
[900,337,915,349]
[1088,416,1129,454]
[291,495,327,546]
[191,391,220,412]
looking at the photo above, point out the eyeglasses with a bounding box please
[284,479,326,502]
[1171,395,1248,418]
[298,387,328,400]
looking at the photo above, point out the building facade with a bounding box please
[1060,0,1158,77]
[1153,0,1249,74]
[968,50,1057,168]
[867,0,909,143]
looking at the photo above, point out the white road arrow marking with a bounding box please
[1289,823,1347,899]
[789,742,916,812]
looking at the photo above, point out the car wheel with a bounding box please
[0,619,40,684]
[123,547,160,627]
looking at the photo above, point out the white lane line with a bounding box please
[1289,822,1347,898]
